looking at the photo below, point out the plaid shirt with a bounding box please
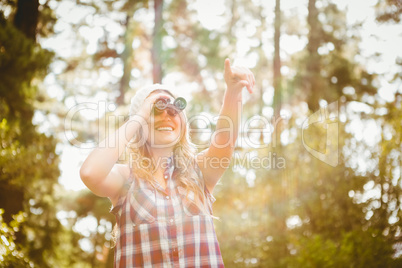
[110,157,225,268]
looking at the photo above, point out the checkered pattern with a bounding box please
[110,158,224,268]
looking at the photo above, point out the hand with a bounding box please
[133,92,173,123]
[224,58,255,95]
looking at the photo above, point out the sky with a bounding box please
[36,0,402,192]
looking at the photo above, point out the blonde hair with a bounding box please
[111,90,214,247]
[127,89,210,214]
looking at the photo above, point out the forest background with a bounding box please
[1,0,402,267]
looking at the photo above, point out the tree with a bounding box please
[116,0,149,104]
[152,0,163,83]
[0,5,63,266]
[376,0,402,23]
[273,0,282,118]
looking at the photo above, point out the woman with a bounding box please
[80,59,254,267]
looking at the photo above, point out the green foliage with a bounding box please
[185,1,402,266]
[214,114,402,266]
[0,13,53,118]
[0,9,62,267]
[288,229,394,268]
[0,209,33,267]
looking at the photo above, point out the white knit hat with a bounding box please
[129,83,176,117]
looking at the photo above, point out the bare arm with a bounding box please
[80,91,174,203]
[79,115,147,201]
[196,59,255,193]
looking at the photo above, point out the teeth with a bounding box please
[156,127,173,131]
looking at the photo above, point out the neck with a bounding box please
[149,146,174,173]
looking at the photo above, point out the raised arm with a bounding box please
[79,115,146,201]
[196,59,255,193]
[79,92,172,203]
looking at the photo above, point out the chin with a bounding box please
[153,137,181,147]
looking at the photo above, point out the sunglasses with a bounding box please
[152,97,187,117]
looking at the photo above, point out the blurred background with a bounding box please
[1,0,402,267]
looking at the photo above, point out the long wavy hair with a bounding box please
[111,89,213,247]
[128,89,209,207]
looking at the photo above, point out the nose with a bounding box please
[155,109,173,119]
[159,109,169,116]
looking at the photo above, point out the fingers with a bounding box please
[238,69,254,93]
[242,80,253,94]
[225,58,255,94]
[247,73,255,91]
[151,92,172,100]
[239,80,250,93]
[147,93,173,104]
[224,58,232,76]
[139,92,174,121]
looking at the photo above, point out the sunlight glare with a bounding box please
[193,0,226,30]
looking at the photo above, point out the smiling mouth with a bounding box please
[155,126,174,131]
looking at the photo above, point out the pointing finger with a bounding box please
[224,58,232,75]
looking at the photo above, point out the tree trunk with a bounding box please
[273,0,282,118]
[116,15,134,105]
[152,0,163,83]
[306,0,321,112]
[272,0,282,148]
[14,0,39,41]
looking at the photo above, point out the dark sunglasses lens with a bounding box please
[153,106,178,117]
[153,107,163,116]
[166,107,178,116]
